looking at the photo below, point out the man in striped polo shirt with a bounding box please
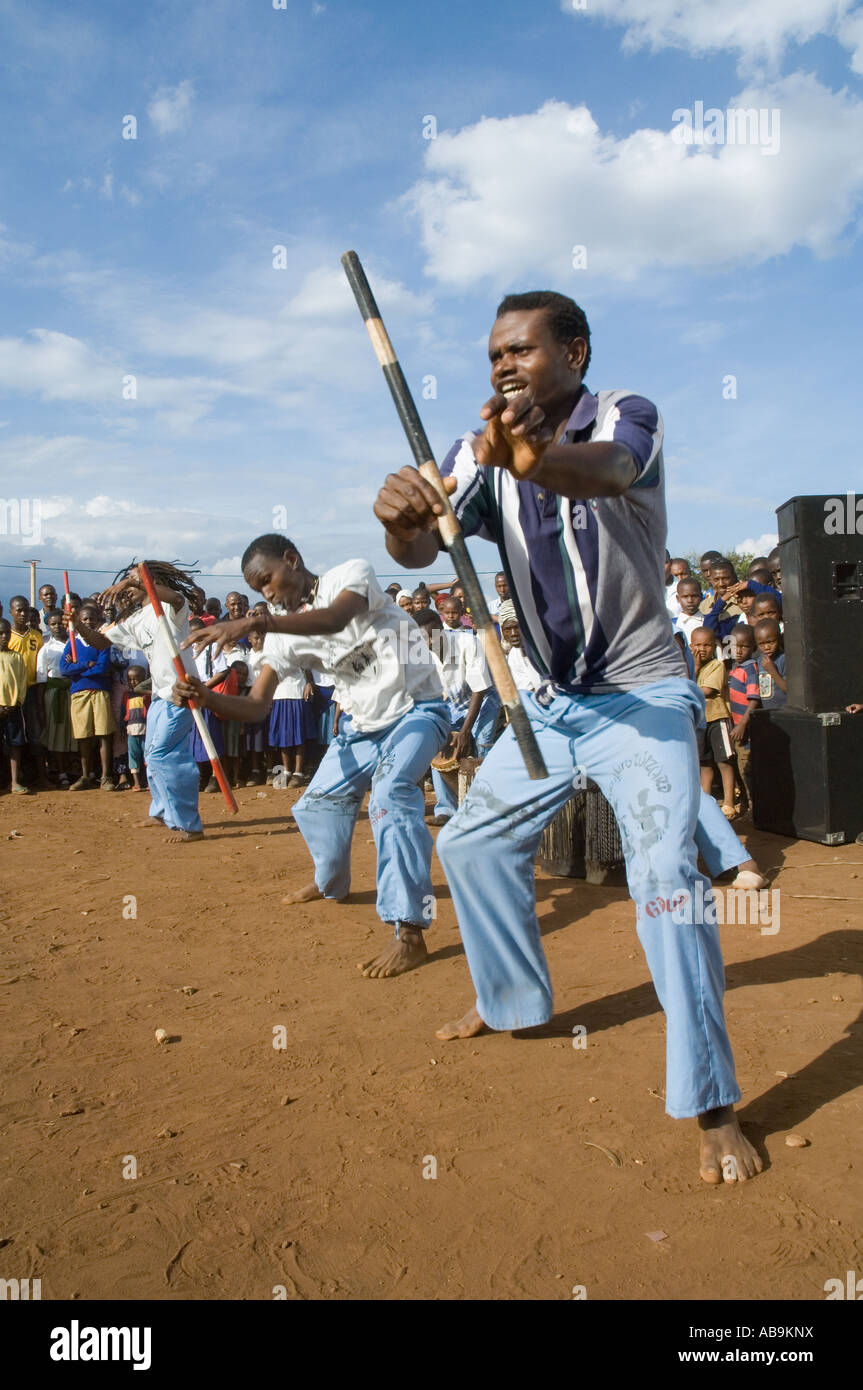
[373,291,762,1185]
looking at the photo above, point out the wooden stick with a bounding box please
[63,569,77,662]
[137,563,238,814]
[341,250,548,780]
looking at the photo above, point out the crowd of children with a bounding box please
[665,548,789,819]
[0,579,337,796]
[0,551,854,835]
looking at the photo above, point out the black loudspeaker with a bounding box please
[750,707,863,844]
[777,494,863,712]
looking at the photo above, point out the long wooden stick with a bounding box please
[63,569,77,661]
[137,563,238,814]
[341,251,548,780]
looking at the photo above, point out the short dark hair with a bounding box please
[753,593,781,611]
[495,291,591,374]
[699,551,722,566]
[413,608,443,630]
[241,533,299,571]
[9,594,29,607]
[44,607,64,619]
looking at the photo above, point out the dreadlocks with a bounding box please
[113,560,206,617]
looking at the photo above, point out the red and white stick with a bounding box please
[137,562,238,814]
[63,569,77,661]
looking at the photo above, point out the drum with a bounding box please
[538,781,626,886]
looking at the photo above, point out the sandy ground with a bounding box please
[1,784,861,1302]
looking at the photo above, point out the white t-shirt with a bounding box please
[36,636,67,681]
[263,559,441,733]
[506,644,543,691]
[245,646,268,684]
[665,585,682,620]
[438,624,490,708]
[105,599,195,701]
[272,652,307,700]
[673,612,704,646]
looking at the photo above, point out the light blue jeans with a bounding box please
[145,699,201,833]
[436,677,741,1118]
[432,689,502,819]
[293,700,450,930]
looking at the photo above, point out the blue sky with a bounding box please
[2,0,862,603]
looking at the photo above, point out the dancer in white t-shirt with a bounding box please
[177,533,450,979]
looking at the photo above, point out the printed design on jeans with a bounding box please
[451,779,544,839]
[627,787,670,847]
[371,749,397,787]
[609,750,672,794]
[300,787,363,815]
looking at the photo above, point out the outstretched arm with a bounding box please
[182,589,369,656]
[173,664,279,723]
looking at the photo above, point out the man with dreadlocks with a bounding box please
[374,290,765,1186]
[72,562,205,843]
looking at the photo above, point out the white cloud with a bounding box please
[736,533,778,555]
[565,0,858,69]
[679,321,725,348]
[839,6,863,72]
[405,76,863,287]
[148,80,195,136]
[0,329,264,434]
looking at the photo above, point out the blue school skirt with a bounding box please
[190,708,225,763]
[268,697,317,749]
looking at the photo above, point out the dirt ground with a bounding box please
[1,784,861,1302]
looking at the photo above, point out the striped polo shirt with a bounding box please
[440,386,684,693]
[728,660,759,726]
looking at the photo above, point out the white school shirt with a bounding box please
[36,636,67,681]
[438,623,490,708]
[665,585,682,620]
[263,559,441,733]
[673,612,704,646]
[245,646,268,684]
[104,599,196,701]
[272,652,307,700]
[506,644,543,692]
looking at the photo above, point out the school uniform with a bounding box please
[430,623,500,821]
[0,649,28,757]
[104,600,201,833]
[263,559,449,931]
[435,385,747,1119]
[61,640,116,740]
[672,611,704,647]
[36,637,74,753]
[243,647,270,755]
[8,626,43,745]
[267,659,317,750]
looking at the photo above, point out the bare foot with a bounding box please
[137,816,165,829]
[359,927,427,978]
[698,1105,763,1184]
[435,1003,486,1041]
[281,881,325,905]
[164,829,205,843]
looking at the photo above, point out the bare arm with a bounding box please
[183,590,369,656]
[173,665,279,723]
